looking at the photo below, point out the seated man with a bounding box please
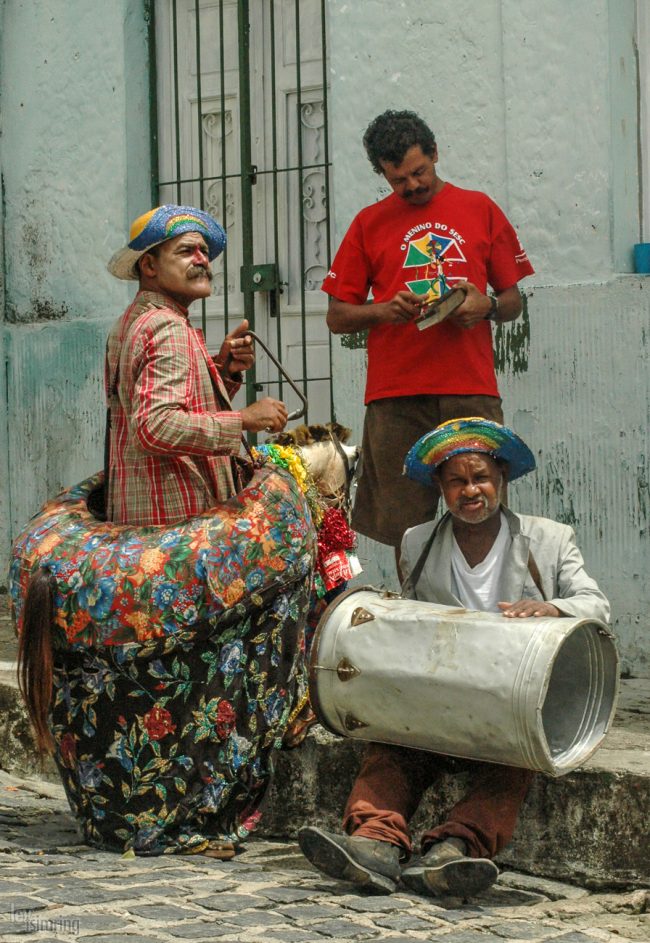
[299,418,610,897]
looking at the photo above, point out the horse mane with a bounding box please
[271,421,351,448]
[17,567,56,755]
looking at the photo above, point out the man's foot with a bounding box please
[400,837,498,898]
[298,826,401,894]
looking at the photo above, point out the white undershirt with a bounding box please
[450,512,510,613]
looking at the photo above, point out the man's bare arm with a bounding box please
[326,292,423,334]
[448,283,523,329]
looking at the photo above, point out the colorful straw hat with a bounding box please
[107,205,227,280]
[404,417,536,486]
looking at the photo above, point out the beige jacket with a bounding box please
[400,506,610,624]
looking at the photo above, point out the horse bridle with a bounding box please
[320,427,358,521]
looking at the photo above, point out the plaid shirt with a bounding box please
[105,291,243,526]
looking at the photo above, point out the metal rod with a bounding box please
[172,0,182,202]
[320,0,334,422]
[246,331,307,421]
[237,0,257,410]
[269,0,283,401]
[194,0,207,334]
[218,0,230,331]
[146,0,159,206]
[249,375,330,386]
[194,0,205,210]
[294,0,309,416]
[157,162,329,188]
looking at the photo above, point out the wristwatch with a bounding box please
[485,295,499,322]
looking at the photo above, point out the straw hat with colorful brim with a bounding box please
[403,417,536,486]
[107,205,227,281]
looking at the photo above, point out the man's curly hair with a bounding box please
[363,110,436,174]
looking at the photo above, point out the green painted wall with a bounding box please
[0,0,152,581]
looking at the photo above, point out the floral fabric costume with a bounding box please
[10,464,316,855]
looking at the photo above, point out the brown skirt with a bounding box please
[351,394,503,548]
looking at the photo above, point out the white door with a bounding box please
[156,0,332,423]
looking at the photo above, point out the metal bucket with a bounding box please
[309,586,620,777]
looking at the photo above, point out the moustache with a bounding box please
[459,495,488,508]
[187,266,213,281]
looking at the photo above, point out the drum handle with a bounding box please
[246,330,308,422]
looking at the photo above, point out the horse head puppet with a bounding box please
[269,421,360,519]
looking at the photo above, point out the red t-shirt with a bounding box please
[322,183,534,403]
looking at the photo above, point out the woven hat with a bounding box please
[404,417,536,486]
[107,205,227,281]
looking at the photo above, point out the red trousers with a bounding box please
[343,743,533,860]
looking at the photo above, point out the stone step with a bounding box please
[262,678,650,891]
[0,668,61,783]
[1,669,648,890]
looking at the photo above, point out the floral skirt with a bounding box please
[10,465,317,854]
[51,560,312,855]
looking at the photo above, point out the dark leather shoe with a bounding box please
[298,826,401,894]
[401,838,498,899]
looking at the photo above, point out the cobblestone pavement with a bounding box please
[0,771,647,943]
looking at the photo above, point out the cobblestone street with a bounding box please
[0,770,647,943]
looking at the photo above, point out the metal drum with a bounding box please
[309,586,620,777]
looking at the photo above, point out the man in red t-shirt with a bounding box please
[323,109,534,563]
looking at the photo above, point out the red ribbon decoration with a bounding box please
[317,507,356,561]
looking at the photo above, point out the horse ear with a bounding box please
[327,421,352,443]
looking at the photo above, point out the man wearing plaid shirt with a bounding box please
[106,205,288,526]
